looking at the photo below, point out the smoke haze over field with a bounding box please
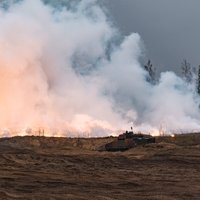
[0,0,200,137]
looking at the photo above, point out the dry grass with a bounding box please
[0,133,199,199]
[156,132,200,146]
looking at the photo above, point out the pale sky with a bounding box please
[1,0,200,73]
[104,0,200,74]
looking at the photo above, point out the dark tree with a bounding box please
[181,59,193,83]
[144,60,156,84]
[197,65,200,95]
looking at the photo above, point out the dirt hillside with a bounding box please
[0,134,199,200]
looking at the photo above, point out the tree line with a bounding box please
[144,59,200,95]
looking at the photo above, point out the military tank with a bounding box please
[101,131,155,152]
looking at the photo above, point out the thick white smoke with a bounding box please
[0,0,200,137]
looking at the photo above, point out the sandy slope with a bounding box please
[0,134,199,200]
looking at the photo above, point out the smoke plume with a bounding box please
[0,0,200,137]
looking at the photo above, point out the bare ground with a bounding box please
[0,134,200,200]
